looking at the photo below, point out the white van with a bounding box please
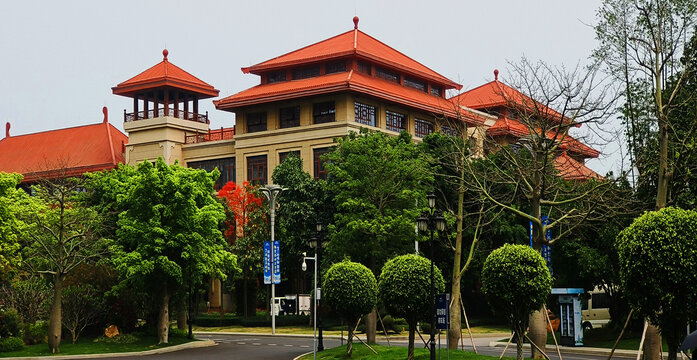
[581,288,611,330]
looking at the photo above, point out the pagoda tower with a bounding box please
[113,49,219,165]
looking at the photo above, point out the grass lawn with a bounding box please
[0,335,194,358]
[544,328,669,351]
[298,343,514,360]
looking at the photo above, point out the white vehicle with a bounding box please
[581,287,611,330]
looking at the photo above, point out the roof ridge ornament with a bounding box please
[353,16,359,29]
[163,48,169,61]
[5,122,9,138]
[103,106,109,123]
[494,69,499,81]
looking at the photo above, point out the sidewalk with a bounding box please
[488,340,671,358]
[0,340,216,360]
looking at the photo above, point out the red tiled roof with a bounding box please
[0,118,127,183]
[113,49,219,98]
[486,117,600,158]
[215,71,489,126]
[242,25,461,90]
[554,153,602,181]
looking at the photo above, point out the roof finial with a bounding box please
[5,122,9,138]
[102,106,109,123]
[163,48,169,61]
[494,69,499,81]
[353,16,359,29]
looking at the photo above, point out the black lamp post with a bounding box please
[310,222,326,351]
[416,193,445,360]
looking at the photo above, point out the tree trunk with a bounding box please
[516,329,525,360]
[529,308,547,359]
[347,319,354,356]
[449,177,465,349]
[408,322,416,360]
[365,308,377,344]
[158,285,170,344]
[643,323,662,360]
[48,274,63,353]
[177,299,186,329]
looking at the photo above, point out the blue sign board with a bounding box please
[436,293,449,330]
[263,241,271,284]
[530,217,553,276]
[272,240,281,284]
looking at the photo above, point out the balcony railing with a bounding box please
[185,127,235,144]
[124,108,209,124]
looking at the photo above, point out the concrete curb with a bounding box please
[488,341,670,358]
[2,340,216,360]
[292,351,313,360]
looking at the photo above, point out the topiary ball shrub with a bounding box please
[322,260,377,356]
[617,207,697,360]
[378,254,445,360]
[0,337,24,352]
[481,244,551,360]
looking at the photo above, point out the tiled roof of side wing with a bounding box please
[554,153,602,180]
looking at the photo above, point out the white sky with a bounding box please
[0,0,624,175]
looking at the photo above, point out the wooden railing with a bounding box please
[124,108,209,124]
[185,127,235,144]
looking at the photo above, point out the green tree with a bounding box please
[378,254,445,360]
[616,207,697,360]
[107,159,237,344]
[61,284,105,344]
[326,129,431,342]
[0,173,28,280]
[481,244,552,360]
[322,260,377,356]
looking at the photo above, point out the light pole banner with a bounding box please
[436,293,450,330]
[263,241,271,284]
[273,240,281,284]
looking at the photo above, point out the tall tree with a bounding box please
[22,176,109,353]
[105,159,237,344]
[0,173,27,281]
[326,129,432,343]
[595,1,697,357]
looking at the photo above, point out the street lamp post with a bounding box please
[301,251,318,360]
[416,193,446,360]
[310,222,325,351]
[260,184,285,335]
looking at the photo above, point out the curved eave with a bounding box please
[112,78,219,98]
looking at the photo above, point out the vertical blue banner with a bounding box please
[530,217,553,276]
[436,293,450,330]
[263,241,271,284]
[272,240,281,284]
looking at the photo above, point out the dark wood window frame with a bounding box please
[357,61,371,74]
[375,67,400,83]
[313,102,336,124]
[404,77,427,92]
[293,65,321,80]
[247,112,267,133]
[247,155,268,185]
[313,147,331,180]
[386,110,407,132]
[267,70,287,84]
[279,106,301,129]
[326,60,346,74]
[187,157,236,190]
[415,118,434,138]
[430,85,442,97]
[354,102,376,126]
[279,150,301,164]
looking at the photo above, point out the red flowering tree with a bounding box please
[218,181,264,241]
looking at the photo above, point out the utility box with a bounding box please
[552,288,584,346]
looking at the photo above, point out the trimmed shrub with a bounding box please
[23,321,48,345]
[0,337,24,352]
[0,308,22,338]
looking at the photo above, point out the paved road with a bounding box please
[104,333,636,360]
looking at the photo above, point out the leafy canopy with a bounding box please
[0,173,27,280]
[322,260,377,322]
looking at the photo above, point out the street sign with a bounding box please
[263,241,271,284]
[272,240,281,284]
[529,218,553,276]
[436,293,449,330]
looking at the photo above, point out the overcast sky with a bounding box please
[1,0,624,174]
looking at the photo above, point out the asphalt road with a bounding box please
[103,333,636,360]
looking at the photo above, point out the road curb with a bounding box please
[1,340,216,360]
[488,340,669,358]
[292,351,313,360]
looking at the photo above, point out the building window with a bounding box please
[357,61,371,74]
[187,157,235,190]
[279,150,301,164]
[293,65,320,80]
[404,77,426,92]
[441,125,458,137]
[326,60,346,74]
[267,70,286,84]
[247,155,267,185]
[313,147,331,180]
[279,106,301,129]
[430,85,442,97]
[247,112,267,133]
[354,102,376,126]
[415,119,434,138]
[313,102,335,124]
[375,67,399,83]
[386,110,406,132]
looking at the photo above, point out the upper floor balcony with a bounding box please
[185,127,235,144]
[124,108,209,124]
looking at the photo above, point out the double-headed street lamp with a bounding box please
[301,251,318,360]
[309,222,326,351]
[416,193,445,360]
[260,184,285,335]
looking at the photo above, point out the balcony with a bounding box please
[185,127,235,144]
[124,108,209,124]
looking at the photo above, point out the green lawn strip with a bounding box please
[299,343,515,360]
[0,336,194,358]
